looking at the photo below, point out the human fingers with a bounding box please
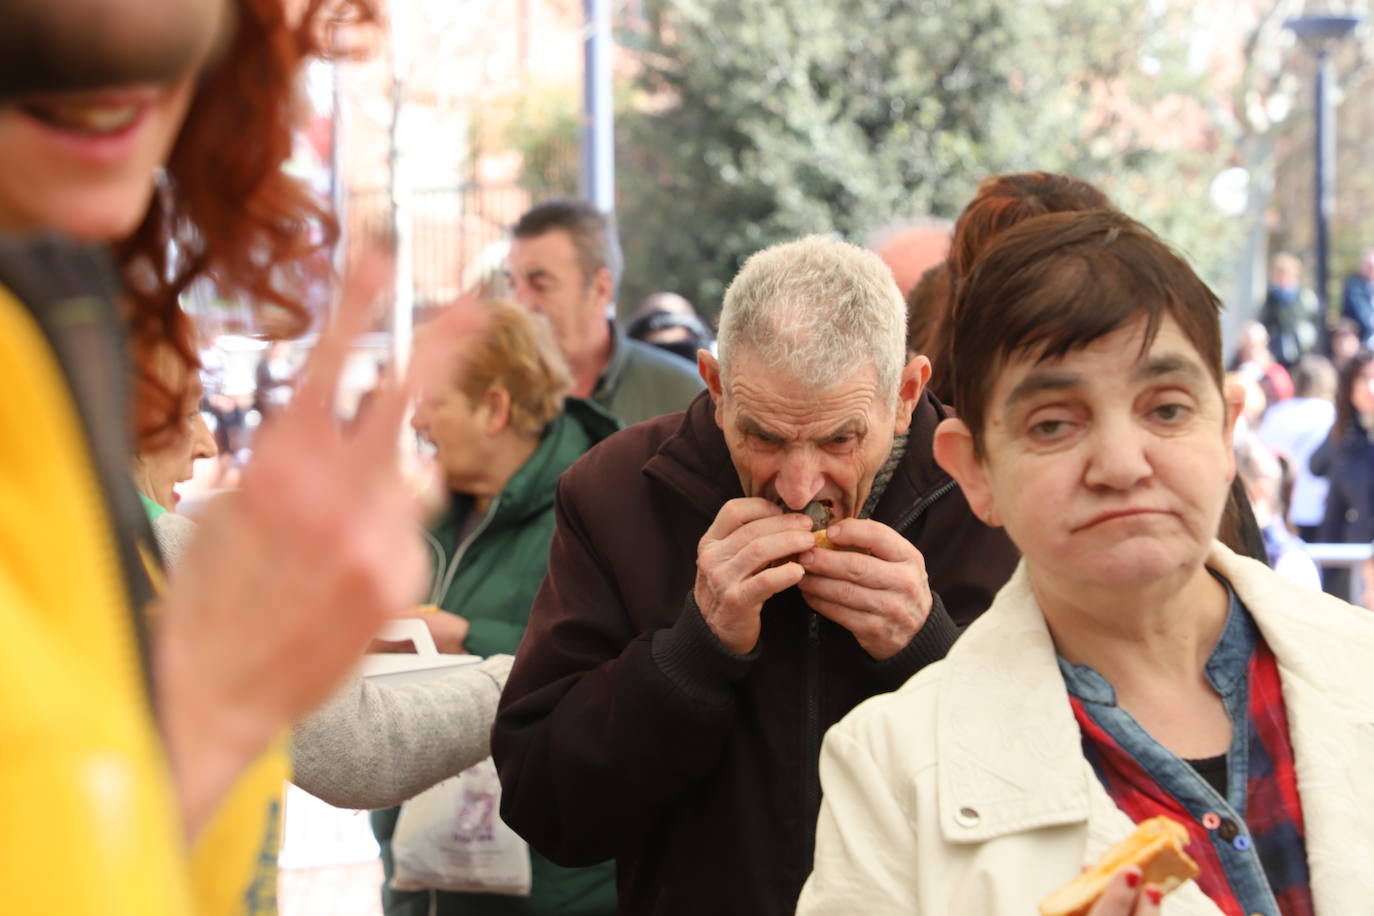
[820,517,922,564]
[719,561,807,613]
[1083,867,1145,916]
[701,519,816,584]
[700,497,788,544]
[406,298,487,397]
[798,565,930,619]
[292,251,387,417]
[799,535,928,597]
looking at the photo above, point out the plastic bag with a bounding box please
[389,757,531,895]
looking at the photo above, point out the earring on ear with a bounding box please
[982,509,994,526]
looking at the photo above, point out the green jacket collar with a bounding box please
[434,396,620,533]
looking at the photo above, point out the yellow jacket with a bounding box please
[0,239,288,914]
[0,276,194,913]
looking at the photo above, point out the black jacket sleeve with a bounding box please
[491,476,753,867]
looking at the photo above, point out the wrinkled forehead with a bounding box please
[0,0,230,99]
[726,355,886,424]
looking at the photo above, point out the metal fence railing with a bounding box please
[347,183,559,314]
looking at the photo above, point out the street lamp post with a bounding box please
[581,0,615,216]
[1286,14,1363,326]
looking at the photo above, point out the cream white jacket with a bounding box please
[797,543,1374,915]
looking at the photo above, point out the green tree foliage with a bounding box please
[616,0,1238,316]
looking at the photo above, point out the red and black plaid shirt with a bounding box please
[1069,623,1313,916]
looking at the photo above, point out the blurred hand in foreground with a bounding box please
[154,260,481,837]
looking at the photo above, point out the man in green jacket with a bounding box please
[373,300,620,916]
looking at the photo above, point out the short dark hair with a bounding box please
[512,199,623,296]
[951,210,1223,455]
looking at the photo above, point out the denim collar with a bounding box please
[1058,579,1255,706]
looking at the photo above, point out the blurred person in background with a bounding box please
[1258,354,1337,542]
[1234,430,1321,591]
[131,321,219,565]
[931,171,1111,404]
[626,291,716,364]
[0,0,444,911]
[868,217,952,298]
[375,300,620,916]
[1230,320,1294,409]
[505,199,703,426]
[1225,369,1268,437]
[253,338,296,420]
[1329,316,1365,373]
[1311,348,1374,603]
[903,261,949,360]
[1339,247,1374,346]
[1258,251,1319,369]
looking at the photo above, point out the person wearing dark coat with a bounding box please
[492,236,1019,915]
[1340,248,1374,346]
[1312,347,1374,603]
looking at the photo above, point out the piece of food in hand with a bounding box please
[1038,816,1200,916]
[802,500,861,552]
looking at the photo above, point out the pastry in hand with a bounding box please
[1038,816,1200,916]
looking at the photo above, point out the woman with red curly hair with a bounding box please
[927,172,1110,405]
[0,0,441,912]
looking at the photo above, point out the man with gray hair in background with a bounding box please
[493,236,1018,914]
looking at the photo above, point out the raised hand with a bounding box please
[693,498,816,654]
[154,259,480,837]
[796,518,932,661]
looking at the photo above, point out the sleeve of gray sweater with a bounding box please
[290,654,514,810]
[151,511,199,569]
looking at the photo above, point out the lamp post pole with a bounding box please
[1313,45,1335,318]
[1286,14,1363,325]
[581,0,615,215]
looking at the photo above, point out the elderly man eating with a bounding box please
[492,235,1018,915]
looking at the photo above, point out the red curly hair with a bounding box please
[122,0,377,451]
[927,172,1112,404]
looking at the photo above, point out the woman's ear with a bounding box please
[482,387,512,436]
[933,417,998,527]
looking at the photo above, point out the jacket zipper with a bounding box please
[799,477,955,872]
[426,496,502,607]
[891,477,957,535]
[803,610,822,874]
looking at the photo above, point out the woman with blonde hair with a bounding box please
[375,300,621,916]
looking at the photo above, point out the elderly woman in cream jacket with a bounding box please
[798,211,1374,916]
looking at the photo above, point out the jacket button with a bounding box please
[1348,507,1360,523]
[1218,818,1240,840]
[1201,812,1221,830]
[955,807,980,827]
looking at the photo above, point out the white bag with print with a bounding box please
[389,757,531,896]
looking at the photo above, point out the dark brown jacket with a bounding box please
[493,390,1019,915]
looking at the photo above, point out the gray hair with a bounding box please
[717,235,906,401]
